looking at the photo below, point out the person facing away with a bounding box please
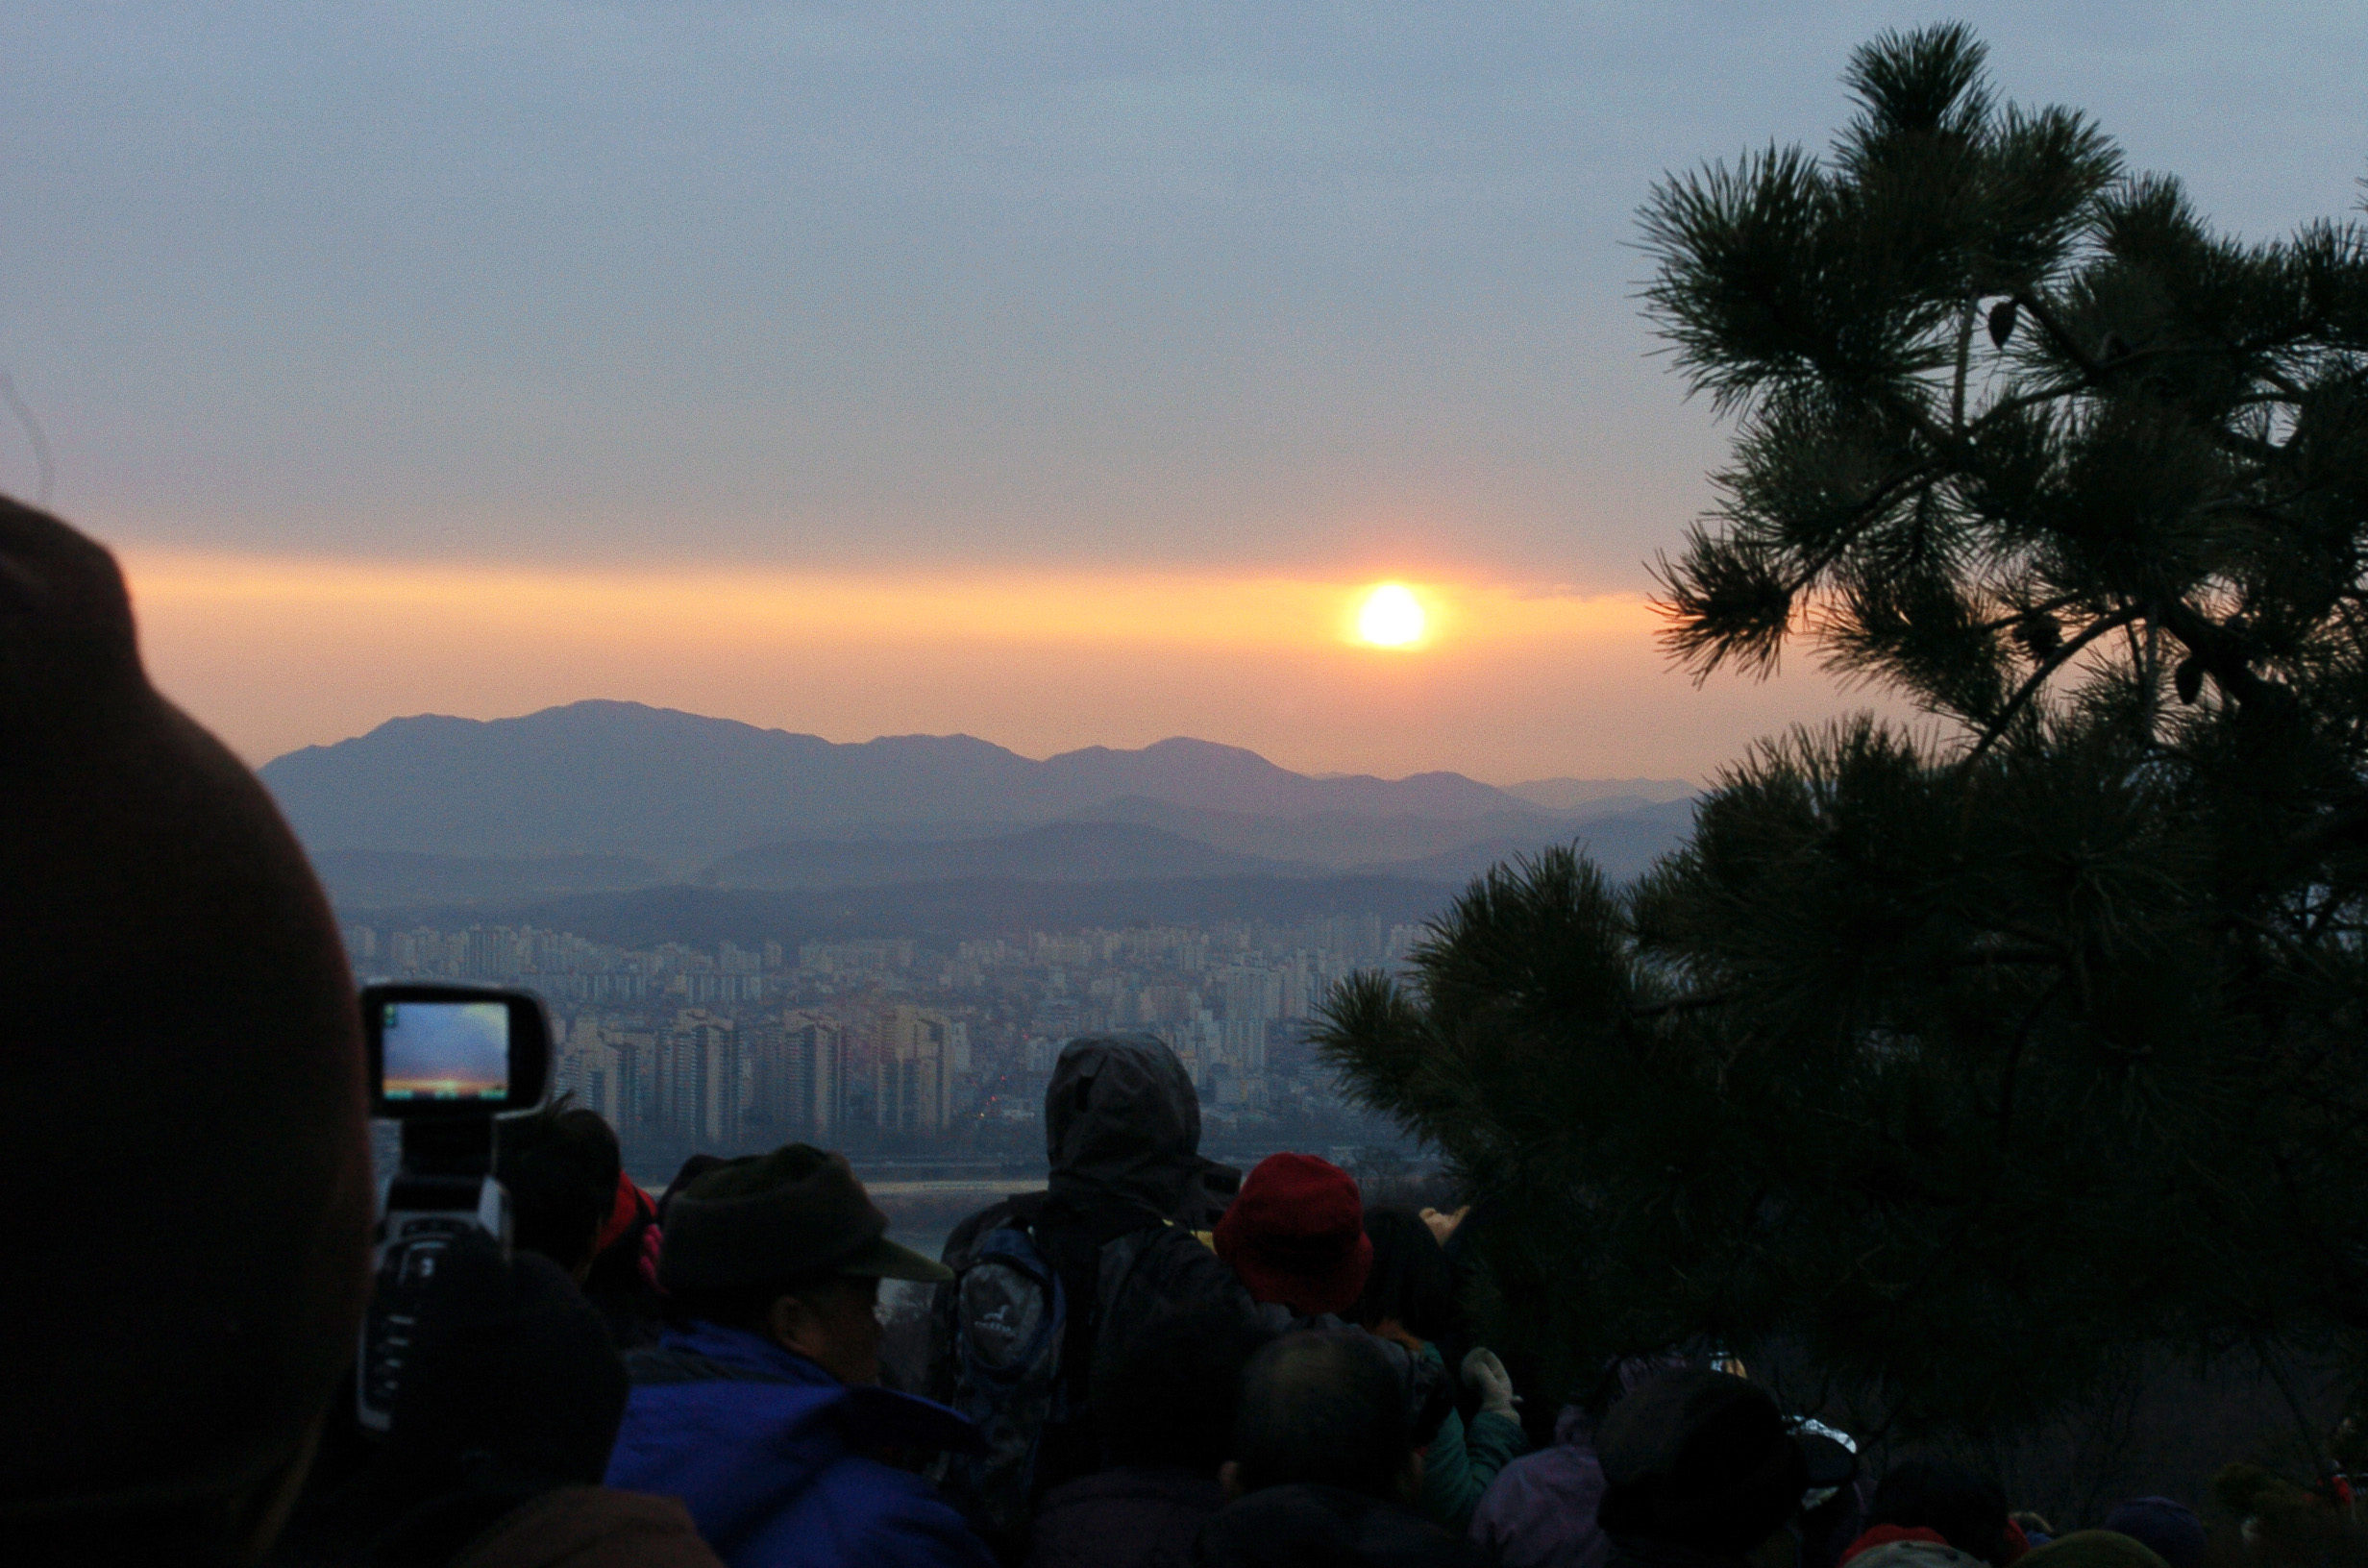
[1469,1354,1692,1568]
[271,1230,717,1568]
[0,496,377,1565]
[1348,1208,1529,1535]
[497,1096,626,1285]
[2095,1500,2203,1568]
[1214,1153,1374,1329]
[604,1142,996,1568]
[928,1034,1255,1547]
[580,1165,667,1352]
[1213,1154,1443,1445]
[1195,1331,1481,1568]
[1024,1300,1271,1568]
[1593,1368,1807,1568]
[1843,1461,2022,1568]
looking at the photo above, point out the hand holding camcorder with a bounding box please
[358,983,552,1432]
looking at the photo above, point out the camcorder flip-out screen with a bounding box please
[357,982,552,1433]
[364,985,550,1117]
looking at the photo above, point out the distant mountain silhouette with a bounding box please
[308,850,666,908]
[267,701,1706,909]
[262,700,1544,861]
[1352,797,1697,885]
[1502,776,1697,811]
[702,821,1311,891]
[357,874,1458,950]
[1061,794,1676,870]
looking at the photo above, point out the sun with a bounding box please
[1355,582,1427,648]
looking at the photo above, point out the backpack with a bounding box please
[931,1213,1069,1539]
[927,1196,1184,1540]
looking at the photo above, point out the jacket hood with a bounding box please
[1044,1034,1202,1217]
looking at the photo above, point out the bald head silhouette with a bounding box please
[0,497,372,1561]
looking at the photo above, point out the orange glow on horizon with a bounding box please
[103,544,1873,782]
[118,551,1645,652]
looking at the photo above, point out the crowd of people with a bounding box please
[0,499,2338,1568]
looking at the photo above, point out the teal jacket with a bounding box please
[1415,1344,1527,1534]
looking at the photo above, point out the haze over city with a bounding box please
[6,3,2364,777]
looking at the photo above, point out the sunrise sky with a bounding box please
[9,5,2365,779]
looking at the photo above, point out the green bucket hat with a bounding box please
[658,1143,951,1290]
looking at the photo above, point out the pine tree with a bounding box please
[1317,25,2368,1444]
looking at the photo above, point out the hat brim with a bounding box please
[835,1234,953,1284]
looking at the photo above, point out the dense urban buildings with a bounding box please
[342,915,1417,1171]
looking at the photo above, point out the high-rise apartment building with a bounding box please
[752,1009,846,1139]
[876,1005,961,1135]
[556,1012,628,1125]
[659,1009,740,1143]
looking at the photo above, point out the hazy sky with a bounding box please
[7,4,2363,777]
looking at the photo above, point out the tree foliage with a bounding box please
[1316,25,2368,1443]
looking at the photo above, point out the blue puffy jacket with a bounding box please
[604,1320,995,1568]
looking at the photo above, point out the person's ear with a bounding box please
[767,1293,817,1357]
[1219,1460,1244,1500]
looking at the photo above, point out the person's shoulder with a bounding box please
[824,1457,998,1568]
[447,1484,725,1568]
[1480,1439,1606,1500]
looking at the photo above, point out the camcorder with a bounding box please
[357,982,552,1433]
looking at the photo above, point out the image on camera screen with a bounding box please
[381,1001,510,1103]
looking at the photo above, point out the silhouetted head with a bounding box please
[2099,1499,2205,1568]
[1347,1207,1461,1345]
[1228,1331,1415,1502]
[1597,1368,1808,1558]
[496,1096,623,1280]
[1045,1034,1203,1218]
[1215,1153,1372,1318]
[659,1142,951,1385]
[385,1232,629,1487]
[1869,1459,2014,1566]
[0,498,372,1562]
[1093,1300,1270,1476]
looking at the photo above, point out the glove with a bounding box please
[1462,1346,1520,1419]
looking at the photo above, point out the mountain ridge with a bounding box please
[264,700,1606,858]
[263,700,1703,909]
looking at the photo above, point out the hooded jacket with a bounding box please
[929,1037,1259,1529]
[604,1321,994,1568]
[1043,1034,1220,1221]
[936,1036,1255,1364]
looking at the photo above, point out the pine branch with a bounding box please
[1963,604,2143,760]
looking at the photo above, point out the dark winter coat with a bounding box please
[929,1035,1257,1500]
[1024,1466,1227,1568]
[1196,1484,1484,1568]
[604,1322,993,1568]
[440,1486,722,1568]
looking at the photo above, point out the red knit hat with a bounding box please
[1214,1153,1373,1317]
